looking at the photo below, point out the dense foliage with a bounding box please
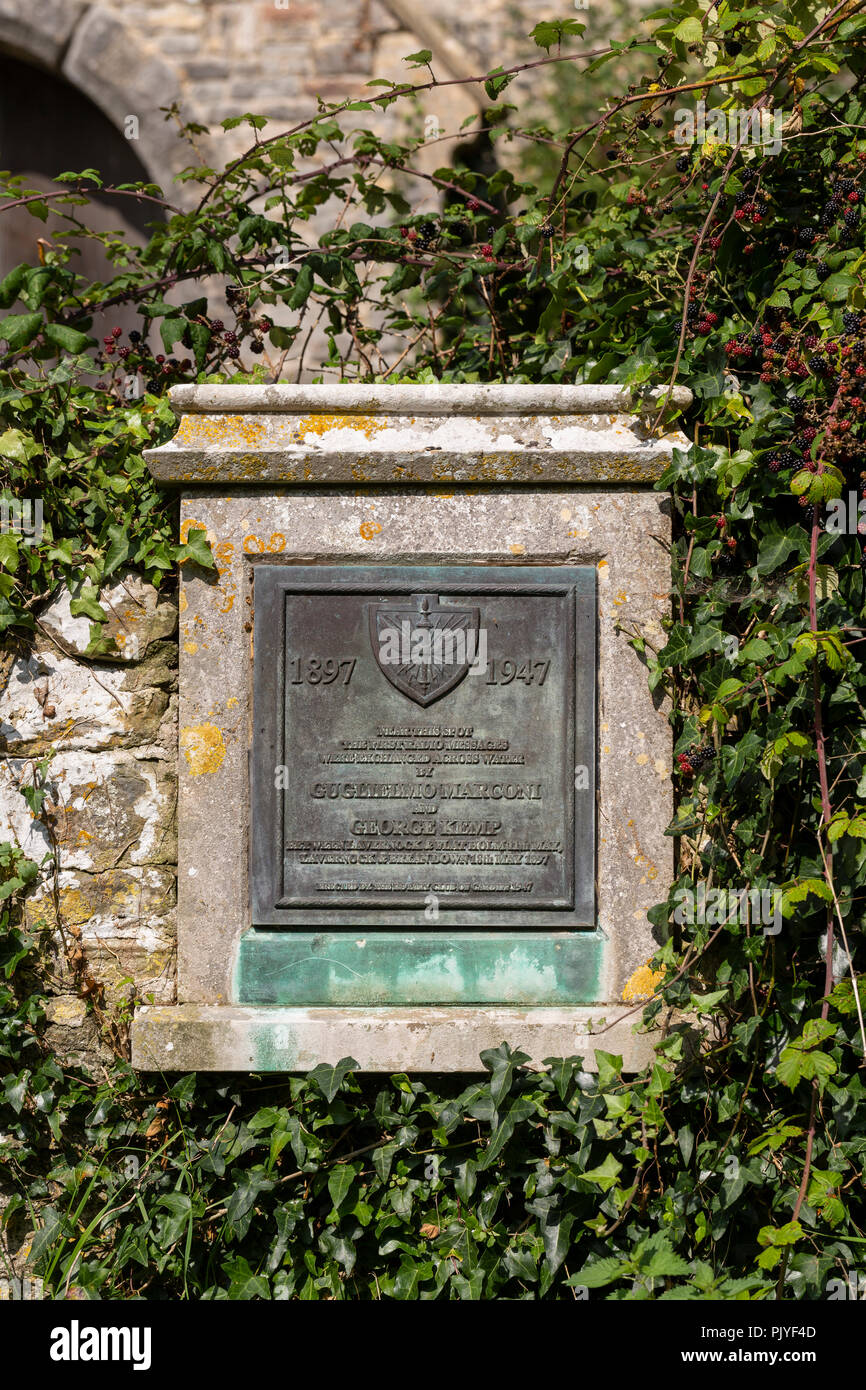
[2,0,866,1298]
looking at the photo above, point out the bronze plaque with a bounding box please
[251,565,595,928]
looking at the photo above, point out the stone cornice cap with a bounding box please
[145,382,693,486]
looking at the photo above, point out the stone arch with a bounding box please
[0,0,192,196]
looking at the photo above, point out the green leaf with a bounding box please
[288,264,314,309]
[160,318,187,355]
[0,264,27,309]
[43,323,95,355]
[102,523,131,579]
[673,16,703,43]
[307,1056,359,1102]
[0,312,42,351]
[327,1163,357,1212]
[573,1256,629,1288]
[177,527,217,571]
[0,533,19,572]
[581,1153,622,1191]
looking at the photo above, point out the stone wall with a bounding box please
[0,574,178,1065]
[0,0,572,194]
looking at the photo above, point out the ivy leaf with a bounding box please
[102,523,131,579]
[307,1056,359,1102]
[177,527,217,571]
[580,1153,622,1191]
[222,1255,270,1300]
[327,1162,358,1213]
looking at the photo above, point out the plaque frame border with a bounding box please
[250,563,596,931]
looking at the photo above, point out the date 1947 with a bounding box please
[486,660,550,685]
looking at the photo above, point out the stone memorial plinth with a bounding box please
[131,383,690,1072]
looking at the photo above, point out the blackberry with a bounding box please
[226,345,240,359]
[676,153,691,173]
[843,311,863,334]
[816,261,831,280]
[687,302,700,321]
[768,456,781,472]
[798,227,816,245]
[210,318,224,333]
[809,354,827,373]
[793,249,809,266]
[735,191,749,207]
[250,338,264,354]
[128,330,141,343]
[689,745,716,770]
[844,208,860,228]
[836,178,857,195]
[539,225,554,239]
[776,447,800,468]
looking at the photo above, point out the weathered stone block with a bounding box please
[133,382,688,1071]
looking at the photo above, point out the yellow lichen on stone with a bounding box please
[622,960,665,1003]
[176,414,268,448]
[296,414,386,441]
[180,723,226,776]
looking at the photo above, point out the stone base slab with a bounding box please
[131,1004,655,1073]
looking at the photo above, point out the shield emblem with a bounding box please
[369,593,480,706]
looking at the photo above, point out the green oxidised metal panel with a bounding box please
[235,930,604,1007]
